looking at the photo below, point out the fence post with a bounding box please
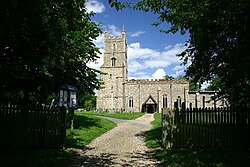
[162,108,172,149]
[60,106,67,149]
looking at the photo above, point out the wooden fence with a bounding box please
[0,104,66,149]
[162,107,250,149]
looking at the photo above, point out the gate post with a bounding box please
[162,108,172,149]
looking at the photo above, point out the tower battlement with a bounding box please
[126,79,189,84]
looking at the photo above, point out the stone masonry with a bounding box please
[96,26,226,113]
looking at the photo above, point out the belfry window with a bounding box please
[111,57,116,66]
[129,97,133,108]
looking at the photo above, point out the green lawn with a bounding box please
[66,113,116,149]
[146,113,250,167]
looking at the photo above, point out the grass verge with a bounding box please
[146,113,250,167]
[0,113,116,167]
[66,113,116,149]
[78,111,144,120]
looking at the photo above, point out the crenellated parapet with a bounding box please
[126,79,189,84]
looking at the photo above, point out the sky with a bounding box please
[86,0,190,80]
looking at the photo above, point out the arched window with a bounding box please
[111,57,116,66]
[163,94,168,108]
[129,97,133,108]
[113,43,116,51]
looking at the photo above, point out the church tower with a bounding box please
[96,26,128,111]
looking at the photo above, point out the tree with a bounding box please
[78,92,96,111]
[189,80,200,92]
[0,0,101,105]
[176,75,200,91]
[164,75,175,80]
[109,0,250,107]
[206,77,221,91]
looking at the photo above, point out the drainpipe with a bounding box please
[170,84,172,110]
[138,83,141,112]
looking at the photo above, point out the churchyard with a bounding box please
[1,109,250,166]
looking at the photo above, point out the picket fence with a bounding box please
[0,104,66,149]
[162,107,250,149]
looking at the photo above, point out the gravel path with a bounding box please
[69,114,163,167]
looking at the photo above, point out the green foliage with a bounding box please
[78,111,145,120]
[109,0,250,107]
[205,76,221,91]
[146,113,162,148]
[0,0,101,104]
[176,75,185,80]
[164,75,175,80]
[78,92,96,110]
[189,80,200,91]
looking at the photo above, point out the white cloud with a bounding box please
[86,0,105,13]
[107,25,122,37]
[87,48,104,69]
[171,65,186,78]
[128,43,187,77]
[131,30,146,37]
[201,81,211,90]
[93,34,104,48]
[152,69,166,79]
[128,43,159,60]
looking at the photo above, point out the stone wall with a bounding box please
[125,79,189,112]
[187,91,228,108]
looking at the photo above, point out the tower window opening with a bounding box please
[111,57,116,66]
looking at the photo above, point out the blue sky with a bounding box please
[86,0,190,79]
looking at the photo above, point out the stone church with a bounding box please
[96,26,225,113]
